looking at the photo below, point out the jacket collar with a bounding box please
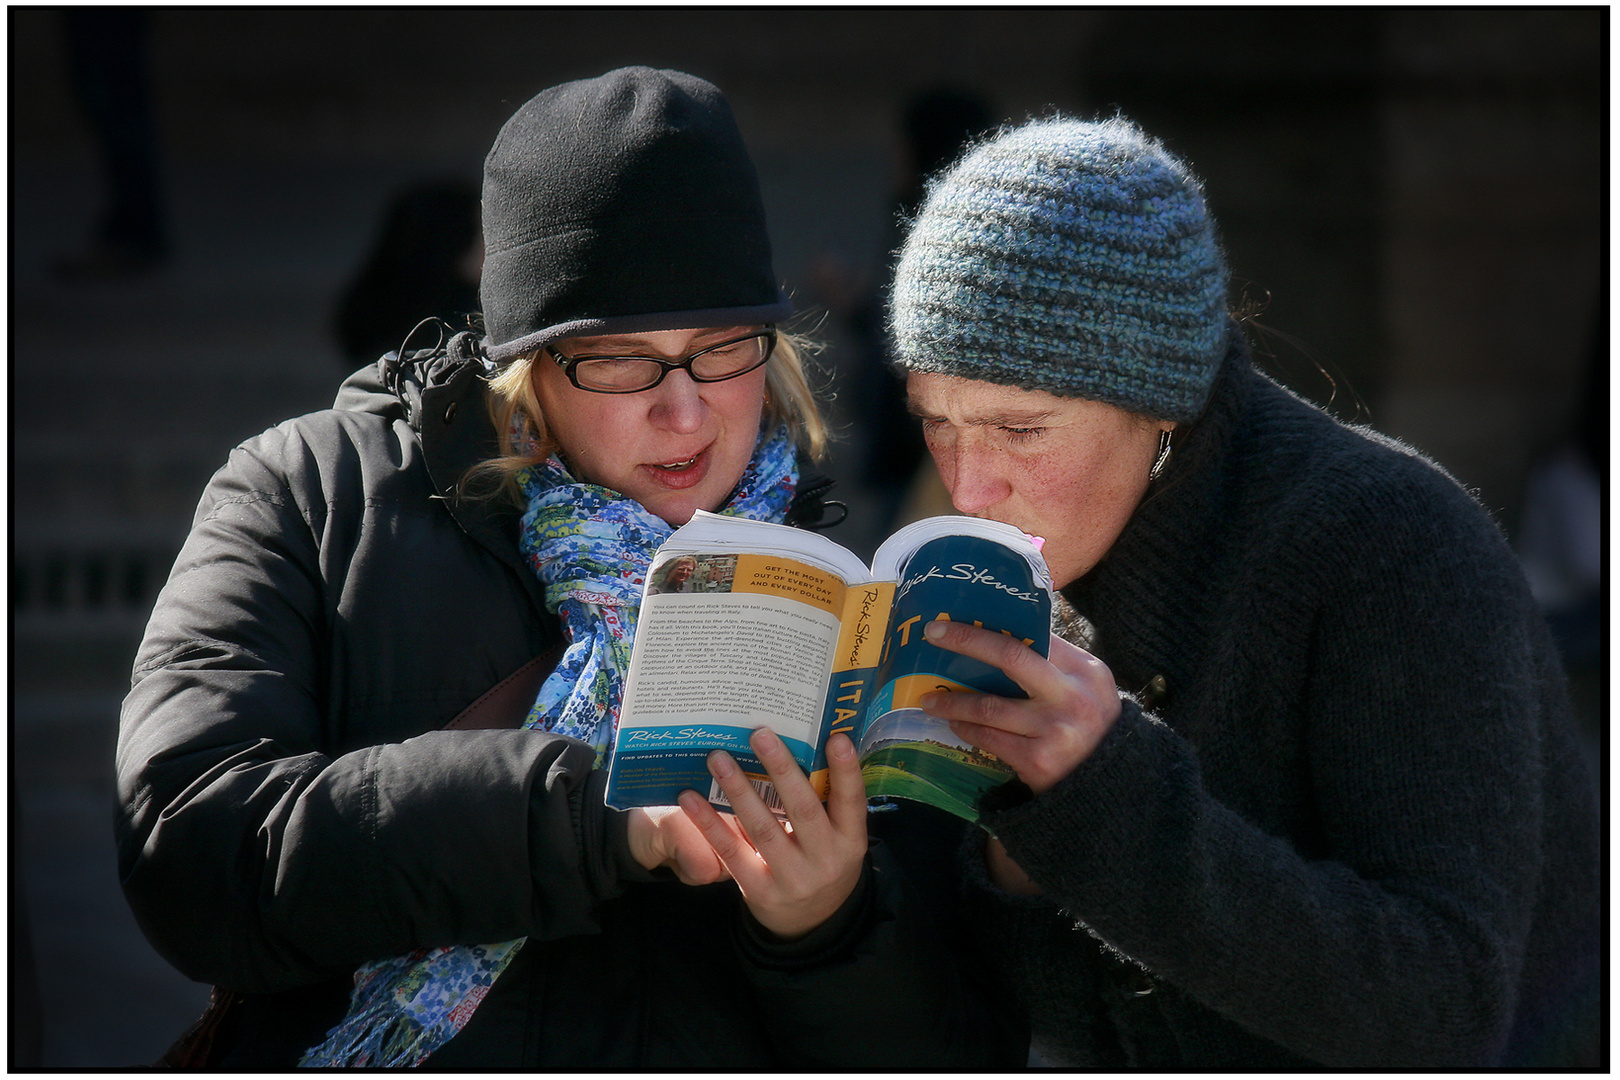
[337,332,551,619]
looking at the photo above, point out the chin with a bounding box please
[647,497,708,528]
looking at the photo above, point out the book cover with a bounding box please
[605,513,1052,821]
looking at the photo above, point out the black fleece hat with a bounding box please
[480,66,792,363]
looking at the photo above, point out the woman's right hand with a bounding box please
[677,728,869,939]
[626,805,733,886]
[986,837,1041,895]
[917,621,1122,795]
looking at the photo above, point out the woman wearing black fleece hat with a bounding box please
[116,67,1024,1068]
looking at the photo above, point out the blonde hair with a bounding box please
[466,330,828,505]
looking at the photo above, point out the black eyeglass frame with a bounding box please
[544,326,778,394]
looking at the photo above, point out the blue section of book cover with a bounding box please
[604,724,818,809]
[872,533,1052,712]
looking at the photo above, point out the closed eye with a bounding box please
[999,426,1046,443]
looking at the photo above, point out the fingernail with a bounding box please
[919,692,939,711]
[751,727,781,752]
[707,750,736,778]
[829,732,854,760]
[924,620,947,640]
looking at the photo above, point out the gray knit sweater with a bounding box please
[965,338,1602,1068]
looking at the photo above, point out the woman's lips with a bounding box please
[642,446,710,490]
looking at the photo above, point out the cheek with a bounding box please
[584,401,659,472]
[707,376,769,465]
[921,429,954,480]
[1018,452,1149,582]
[718,371,769,427]
[535,380,635,479]
[546,399,595,453]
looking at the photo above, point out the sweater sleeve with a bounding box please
[115,428,606,994]
[982,475,1555,1067]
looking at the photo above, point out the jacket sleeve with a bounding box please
[735,805,1028,1069]
[115,426,615,994]
[979,473,1570,1067]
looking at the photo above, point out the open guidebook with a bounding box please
[603,511,1053,822]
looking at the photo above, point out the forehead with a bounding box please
[906,372,1073,421]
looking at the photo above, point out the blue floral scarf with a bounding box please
[300,427,798,1067]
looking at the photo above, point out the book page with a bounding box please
[622,591,840,745]
[607,551,851,810]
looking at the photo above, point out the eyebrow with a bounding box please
[905,400,1058,427]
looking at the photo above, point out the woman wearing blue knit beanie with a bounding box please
[889,115,1601,1067]
[116,68,1023,1069]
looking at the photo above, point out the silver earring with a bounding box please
[1148,429,1173,481]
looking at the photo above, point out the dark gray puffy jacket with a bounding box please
[116,333,1025,1068]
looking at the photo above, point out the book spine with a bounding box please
[818,581,897,762]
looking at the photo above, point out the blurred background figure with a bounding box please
[1517,329,1603,662]
[53,8,169,280]
[894,87,999,223]
[862,89,997,510]
[810,86,998,554]
[333,180,484,366]
[1515,309,1604,787]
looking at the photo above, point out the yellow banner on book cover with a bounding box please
[886,673,974,710]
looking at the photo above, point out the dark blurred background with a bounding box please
[9,8,1605,1067]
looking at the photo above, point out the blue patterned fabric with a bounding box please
[301,426,798,1067]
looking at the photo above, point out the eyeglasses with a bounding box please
[545,327,777,393]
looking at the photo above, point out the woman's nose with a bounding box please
[648,369,708,433]
[944,439,1011,516]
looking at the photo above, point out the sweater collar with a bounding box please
[1061,328,1256,698]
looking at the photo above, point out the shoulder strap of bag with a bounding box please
[155,986,245,1068]
[443,643,566,730]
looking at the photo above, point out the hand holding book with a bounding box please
[677,727,868,939]
[916,619,1123,795]
[624,805,732,886]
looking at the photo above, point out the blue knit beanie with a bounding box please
[889,116,1229,423]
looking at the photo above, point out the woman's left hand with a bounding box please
[624,805,732,885]
[918,620,1122,795]
[677,727,868,940]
